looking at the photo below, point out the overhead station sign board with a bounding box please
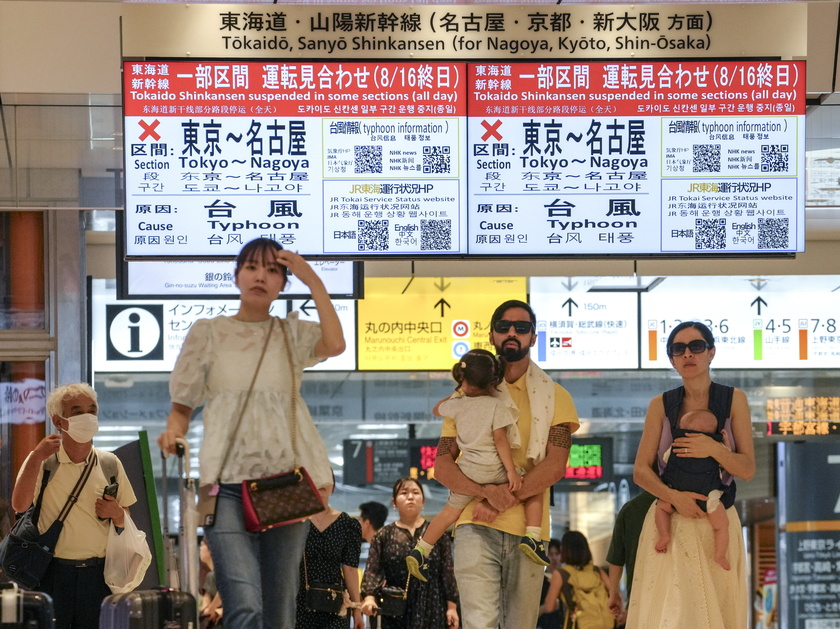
[640,275,840,370]
[468,60,805,256]
[124,59,804,259]
[357,276,526,370]
[123,60,467,258]
[530,277,638,370]
[122,259,360,299]
[91,280,356,373]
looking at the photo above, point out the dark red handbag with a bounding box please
[241,467,323,533]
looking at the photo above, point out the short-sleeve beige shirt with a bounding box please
[22,445,137,559]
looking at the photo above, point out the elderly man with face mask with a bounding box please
[11,382,137,629]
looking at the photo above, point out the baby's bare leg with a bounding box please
[707,505,731,570]
[655,500,675,553]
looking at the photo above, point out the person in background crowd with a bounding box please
[200,538,223,628]
[297,480,363,629]
[434,299,579,629]
[12,383,137,629]
[628,321,754,628]
[605,492,656,626]
[543,531,614,629]
[359,502,388,543]
[537,539,565,629]
[361,477,459,629]
[158,238,346,629]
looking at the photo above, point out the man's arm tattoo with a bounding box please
[437,437,458,458]
[549,424,572,449]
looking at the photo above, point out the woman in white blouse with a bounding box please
[158,238,345,629]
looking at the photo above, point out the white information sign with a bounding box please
[640,276,840,369]
[530,277,639,370]
[468,61,805,256]
[125,259,358,298]
[92,280,356,372]
[123,59,804,259]
[123,61,467,258]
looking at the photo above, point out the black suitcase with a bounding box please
[98,588,196,629]
[0,581,55,628]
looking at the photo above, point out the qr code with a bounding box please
[358,220,389,251]
[758,217,789,249]
[760,144,789,173]
[421,219,452,250]
[695,218,726,249]
[423,146,451,174]
[693,144,721,172]
[354,145,382,174]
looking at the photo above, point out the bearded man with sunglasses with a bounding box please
[434,299,580,629]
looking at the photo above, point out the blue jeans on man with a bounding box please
[454,524,544,629]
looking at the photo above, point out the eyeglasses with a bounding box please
[668,339,709,357]
[493,320,534,334]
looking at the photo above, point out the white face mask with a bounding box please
[61,413,99,443]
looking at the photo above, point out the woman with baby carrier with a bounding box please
[627,321,755,628]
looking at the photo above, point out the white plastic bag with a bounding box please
[104,513,152,594]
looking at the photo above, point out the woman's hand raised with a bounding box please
[274,250,319,287]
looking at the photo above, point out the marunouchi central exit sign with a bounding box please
[357,276,526,370]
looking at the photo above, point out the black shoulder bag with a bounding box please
[303,549,344,614]
[0,453,96,589]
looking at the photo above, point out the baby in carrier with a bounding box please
[655,408,732,570]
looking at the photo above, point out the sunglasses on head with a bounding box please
[493,320,534,334]
[669,339,709,357]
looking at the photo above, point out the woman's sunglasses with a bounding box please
[668,339,710,357]
[493,320,534,334]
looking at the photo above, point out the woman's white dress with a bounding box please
[626,503,748,629]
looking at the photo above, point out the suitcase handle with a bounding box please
[0,581,21,623]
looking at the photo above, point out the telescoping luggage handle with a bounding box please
[161,436,200,629]
[160,437,190,591]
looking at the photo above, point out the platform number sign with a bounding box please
[105,304,164,361]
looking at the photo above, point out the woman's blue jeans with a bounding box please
[204,483,308,629]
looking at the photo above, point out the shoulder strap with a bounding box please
[30,454,59,525]
[662,385,684,431]
[55,453,97,522]
[216,317,275,482]
[709,382,737,493]
[708,382,734,431]
[42,453,59,478]
[657,386,684,475]
[97,450,119,484]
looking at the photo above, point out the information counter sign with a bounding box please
[91,280,356,373]
[123,59,804,259]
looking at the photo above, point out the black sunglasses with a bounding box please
[493,320,534,334]
[669,339,710,357]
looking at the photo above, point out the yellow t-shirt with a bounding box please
[440,371,579,538]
